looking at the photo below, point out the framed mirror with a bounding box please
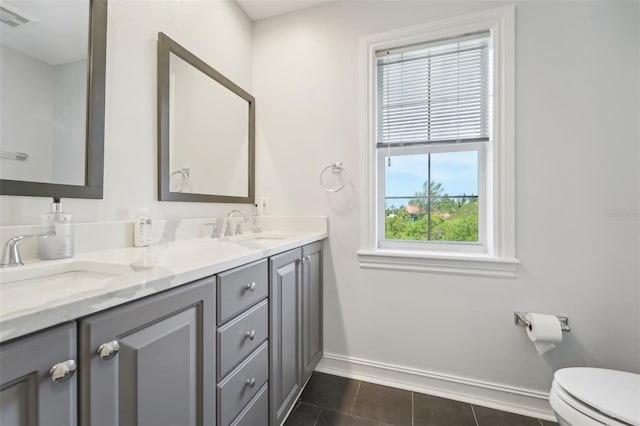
[157,32,255,203]
[0,0,107,199]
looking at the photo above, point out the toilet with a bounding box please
[549,367,640,426]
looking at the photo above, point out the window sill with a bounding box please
[357,249,519,278]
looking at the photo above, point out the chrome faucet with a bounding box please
[1,234,52,268]
[225,209,249,237]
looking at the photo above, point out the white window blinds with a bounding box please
[376,33,490,147]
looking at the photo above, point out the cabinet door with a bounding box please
[0,322,77,426]
[302,241,323,383]
[269,248,302,426]
[79,277,215,426]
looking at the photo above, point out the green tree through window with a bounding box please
[385,181,478,242]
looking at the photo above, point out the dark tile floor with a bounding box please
[285,372,558,426]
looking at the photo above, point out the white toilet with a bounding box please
[549,367,640,426]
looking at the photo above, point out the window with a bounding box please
[377,34,489,252]
[358,7,517,277]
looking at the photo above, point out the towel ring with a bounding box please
[320,162,347,192]
[170,168,190,193]
[0,150,29,161]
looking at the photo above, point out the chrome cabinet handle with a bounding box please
[246,330,256,340]
[246,377,256,387]
[49,360,77,384]
[246,282,256,292]
[97,340,120,360]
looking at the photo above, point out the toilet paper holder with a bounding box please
[514,312,571,332]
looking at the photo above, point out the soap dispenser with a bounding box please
[39,197,74,260]
[251,203,262,233]
[134,208,153,247]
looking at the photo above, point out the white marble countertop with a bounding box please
[0,231,326,343]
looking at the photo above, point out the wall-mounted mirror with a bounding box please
[0,0,107,199]
[157,32,255,203]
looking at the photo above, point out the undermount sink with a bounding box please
[242,233,287,241]
[233,233,288,249]
[0,260,152,285]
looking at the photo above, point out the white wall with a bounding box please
[253,0,640,398]
[0,0,253,224]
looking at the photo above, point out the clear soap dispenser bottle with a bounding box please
[251,203,262,233]
[39,197,74,260]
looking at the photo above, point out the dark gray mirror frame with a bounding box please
[0,0,108,199]
[157,32,255,204]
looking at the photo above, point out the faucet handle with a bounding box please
[203,223,219,239]
[1,234,52,268]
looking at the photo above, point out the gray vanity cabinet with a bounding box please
[0,238,324,426]
[270,242,324,426]
[78,277,216,426]
[216,259,269,426]
[301,241,323,383]
[0,322,77,426]
[269,241,323,426]
[269,248,303,426]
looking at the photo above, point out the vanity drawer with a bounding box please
[230,382,268,426]
[217,300,268,379]
[218,259,268,324]
[218,341,269,426]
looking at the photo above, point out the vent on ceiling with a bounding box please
[0,4,32,27]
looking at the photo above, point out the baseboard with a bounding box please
[315,352,557,422]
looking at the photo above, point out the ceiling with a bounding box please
[0,0,335,65]
[0,0,88,66]
[235,0,336,21]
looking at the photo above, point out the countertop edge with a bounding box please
[0,232,327,343]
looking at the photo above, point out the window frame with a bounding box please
[377,142,487,254]
[357,6,518,278]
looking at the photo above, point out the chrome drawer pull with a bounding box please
[246,330,256,340]
[246,282,256,292]
[49,360,77,384]
[246,377,256,387]
[97,340,120,360]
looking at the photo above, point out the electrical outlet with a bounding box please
[260,196,270,214]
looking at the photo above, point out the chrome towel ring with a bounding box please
[0,150,29,161]
[320,162,347,192]
[170,168,190,192]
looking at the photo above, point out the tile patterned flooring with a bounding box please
[285,372,558,426]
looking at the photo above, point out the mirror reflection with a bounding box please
[0,0,89,186]
[169,52,249,197]
[158,32,255,204]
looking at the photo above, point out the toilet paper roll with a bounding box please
[525,313,562,355]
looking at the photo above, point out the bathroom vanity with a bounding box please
[0,230,325,426]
